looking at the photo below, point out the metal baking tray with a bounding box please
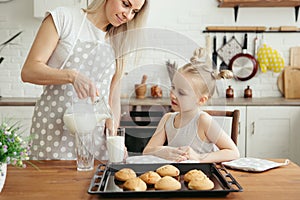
[88,163,243,198]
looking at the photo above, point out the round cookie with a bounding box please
[114,168,137,182]
[188,177,214,190]
[139,171,161,185]
[154,176,181,190]
[183,169,207,182]
[156,164,180,177]
[123,177,147,191]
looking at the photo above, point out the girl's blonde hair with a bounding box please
[84,0,150,78]
[179,47,233,98]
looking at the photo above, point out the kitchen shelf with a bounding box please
[203,30,300,33]
[218,0,300,22]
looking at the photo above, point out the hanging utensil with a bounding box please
[0,31,23,64]
[228,33,258,81]
[219,35,228,71]
[212,36,217,70]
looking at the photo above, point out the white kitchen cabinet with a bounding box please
[246,106,300,165]
[0,107,34,138]
[33,0,88,18]
[202,106,246,157]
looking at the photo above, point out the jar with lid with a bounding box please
[244,85,252,98]
[226,86,234,98]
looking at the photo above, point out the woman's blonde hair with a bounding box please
[179,47,233,98]
[84,0,150,78]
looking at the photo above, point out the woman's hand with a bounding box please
[72,71,99,102]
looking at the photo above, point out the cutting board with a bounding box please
[284,66,300,99]
[290,47,300,66]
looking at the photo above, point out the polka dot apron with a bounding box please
[30,13,115,160]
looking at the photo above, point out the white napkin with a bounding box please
[222,157,289,172]
[126,155,199,164]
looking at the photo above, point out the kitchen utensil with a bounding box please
[228,33,258,81]
[290,46,300,66]
[277,69,284,96]
[212,36,218,69]
[219,35,228,71]
[284,66,300,99]
[88,163,243,197]
[217,36,242,66]
[0,31,22,64]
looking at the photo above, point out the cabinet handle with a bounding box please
[251,122,255,135]
[238,122,240,135]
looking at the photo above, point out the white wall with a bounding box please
[0,0,299,98]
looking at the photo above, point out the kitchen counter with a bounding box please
[1,159,300,200]
[121,97,300,106]
[1,97,300,106]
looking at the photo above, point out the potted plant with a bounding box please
[0,119,31,192]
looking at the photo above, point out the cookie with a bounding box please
[123,177,147,191]
[188,177,214,190]
[154,176,181,190]
[156,164,180,177]
[114,168,137,182]
[183,169,207,182]
[139,171,161,185]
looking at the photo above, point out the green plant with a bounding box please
[0,120,31,170]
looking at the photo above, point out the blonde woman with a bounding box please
[21,0,149,160]
[143,48,240,163]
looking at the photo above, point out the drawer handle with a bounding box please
[251,122,255,135]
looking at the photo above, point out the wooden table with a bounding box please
[1,159,300,200]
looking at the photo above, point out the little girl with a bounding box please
[143,48,240,163]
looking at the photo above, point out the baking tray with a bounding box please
[88,163,243,198]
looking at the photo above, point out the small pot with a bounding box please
[226,86,234,98]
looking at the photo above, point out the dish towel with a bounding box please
[222,157,289,172]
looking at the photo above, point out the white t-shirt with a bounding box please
[46,7,107,69]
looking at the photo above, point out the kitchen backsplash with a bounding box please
[1,0,299,98]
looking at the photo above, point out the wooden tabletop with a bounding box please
[1,159,300,200]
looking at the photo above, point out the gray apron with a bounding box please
[30,13,115,161]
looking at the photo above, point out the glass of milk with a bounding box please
[106,127,125,163]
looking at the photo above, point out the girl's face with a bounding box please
[170,72,200,113]
[105,0,145,27]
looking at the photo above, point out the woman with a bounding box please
[143,48,240,163]
[21,0,149,160]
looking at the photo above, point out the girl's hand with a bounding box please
[178,146,199,161]
[154,146,188,162]
[72,71,99,102]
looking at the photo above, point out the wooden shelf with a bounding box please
[218,0,300,8]
[218,0,300,22]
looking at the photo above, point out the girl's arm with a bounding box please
[143,113,188,161]
[197,112,240,162]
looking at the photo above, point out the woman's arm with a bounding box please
[106,70,121,132]
[21,15,77,85]
[21,14,98,101]
[143,113,188,162]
